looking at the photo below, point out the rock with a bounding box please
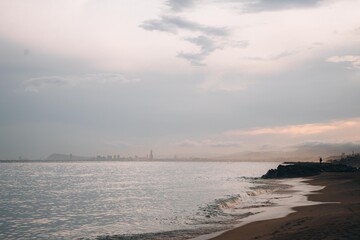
[261,162,359,179]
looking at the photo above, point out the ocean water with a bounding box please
[0,161,282,239]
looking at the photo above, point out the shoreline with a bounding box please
[191,177,326,240]
[205,172,360,240]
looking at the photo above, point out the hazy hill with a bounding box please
[217,142,360,162]
[328,154,360,168]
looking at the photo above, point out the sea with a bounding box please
[0,161,293,240]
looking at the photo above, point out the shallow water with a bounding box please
[0,161,280,239]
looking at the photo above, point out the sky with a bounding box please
[0,0,360,159]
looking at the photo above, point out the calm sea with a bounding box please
[0,161,281,239]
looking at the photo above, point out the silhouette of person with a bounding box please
[319,157,323,164]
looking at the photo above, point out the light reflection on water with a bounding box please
[0,161,278,239]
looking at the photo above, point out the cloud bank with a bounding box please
[225,119,360,136]
[25,73,139,91]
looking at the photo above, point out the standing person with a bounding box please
[319,157,323,164]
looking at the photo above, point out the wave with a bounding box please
[197,179,291,221]
[93,181,291,240]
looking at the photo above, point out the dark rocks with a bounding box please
[262,162,359,179]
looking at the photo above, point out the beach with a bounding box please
[209,172,360,240]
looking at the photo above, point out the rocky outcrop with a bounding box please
[262,162,359,179]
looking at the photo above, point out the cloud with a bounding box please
[140,12,229,66]
[225,119,360,136]
[140,15,228,36]
[24,76,69,91]
[82,73,140,84]
[165,0,323,13]
[141,15,228,65]
[177,35,218,66]
[242,0,323,13]
[25,73,139,91]
[326,55,360,69]
[186,35,217,51]
[166,0,194,12]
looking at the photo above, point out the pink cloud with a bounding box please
[225,119,360,136]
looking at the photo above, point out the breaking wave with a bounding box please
[93,179,291,240]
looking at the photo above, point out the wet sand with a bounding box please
[209,172,360,240]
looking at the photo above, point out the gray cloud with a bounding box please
[82,73,140,84]
[166,0,194,12]
[141,17,178,34]
[25,73,139,91]
[25,76,68,91]
[141,15,228,36]
[177,35,217,66]
[164,0,324,13]
[242,0,323,12]
[140,2,231,66]
[186,35,217,52]
[141,15,230,65]
[177,52,206,66]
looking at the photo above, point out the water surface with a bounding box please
[0,161,280,239]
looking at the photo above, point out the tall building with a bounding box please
[149,150,153,160]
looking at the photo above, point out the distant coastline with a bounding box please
[0,158,283,163]
[2,152,359,165]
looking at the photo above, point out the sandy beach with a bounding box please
[209,172,360,240]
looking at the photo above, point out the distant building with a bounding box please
[149,150,153,160]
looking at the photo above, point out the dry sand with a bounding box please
[209,172,360,240]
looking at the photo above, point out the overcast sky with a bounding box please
[1,0,360,159]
